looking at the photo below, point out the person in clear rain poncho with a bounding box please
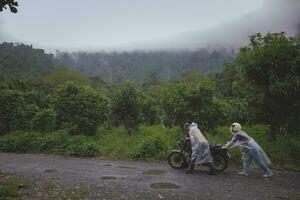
[224,122,273,178]
[184,122,215,174]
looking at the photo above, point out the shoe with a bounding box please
[262,173,273,178]
[238,172,249,176]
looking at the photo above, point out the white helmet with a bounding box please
[230,122,242,133]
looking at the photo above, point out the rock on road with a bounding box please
[0,153,299,200]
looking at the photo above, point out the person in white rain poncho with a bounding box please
[184,122,214,174]
[224,123,273,178]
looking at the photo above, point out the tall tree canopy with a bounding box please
[236,32,300,139]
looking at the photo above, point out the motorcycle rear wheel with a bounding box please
[167,152,188,169]
[212,153,228,172]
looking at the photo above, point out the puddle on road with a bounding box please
[102,164,112,167]
[118,165,136,169]
[150,182,179,189]
[101,176,117,180]
[143,170,167,175]
[43,169,57,173]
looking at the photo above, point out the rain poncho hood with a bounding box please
[189,122,208,144]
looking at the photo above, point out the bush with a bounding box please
[111,82,140,131]
[68,118,98,136]
[48,82,110,135]
[0,132,39,153]
[0,89,39,134]
[161,80,224,130]
[31,109,56,132]
[134,136,166,159]
[65,143,99,157]
[133,126,178,160]
[0,130,99,157]
[35,131,69,153]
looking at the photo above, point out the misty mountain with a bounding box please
[55,48,234,84]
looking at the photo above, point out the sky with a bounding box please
[0,0,299,52]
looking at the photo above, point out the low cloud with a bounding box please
[0,17,13,42]
[130,0,300,51]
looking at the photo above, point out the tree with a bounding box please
[139,93,160,125]
[48,82,110,135]
[236,32,300,140]
[161,78,224,131]
[0,0,18,13]
[0,43,55,80]
[0,89,38,134]
[214,61,242,98]
[31,109,56,133]
[111,82,140,132]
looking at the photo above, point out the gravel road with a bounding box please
[0,153,299,200]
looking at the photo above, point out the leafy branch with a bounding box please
[0,0,18,13]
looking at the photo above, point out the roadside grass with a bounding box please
[63,186,92,200]
[0,172,92,200]
[0,174,33,200]
[0,124,299,171]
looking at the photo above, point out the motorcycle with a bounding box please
[167,138,230,172]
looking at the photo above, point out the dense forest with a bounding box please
[56,48,234,84]
[0,33,299,170]
[0,42,55,80]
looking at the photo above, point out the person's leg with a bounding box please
[203,143,215,175]
[187,151,196,173]
[251,148,273,176]
[241,150,252,176]
[207,162,215,175]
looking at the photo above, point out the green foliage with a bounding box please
[65,143,99,157]
[134,135,166,159]
[214,61,242,98]
[0,132,39,152]
[111,82,140,131]
[0,43,54,80]
[139,94,160,125]
[32,67,92,91]
[0,176,32,199]
[236,33,300,138]
[48,82,110,135]
[31,109,56,132]
[0,130,100,157]
[161,75,224,130]
[96,125,181,160]
[0,89,39,134]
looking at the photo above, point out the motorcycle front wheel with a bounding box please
[167,152,188,169]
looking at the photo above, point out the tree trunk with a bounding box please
[269,125,279,141]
